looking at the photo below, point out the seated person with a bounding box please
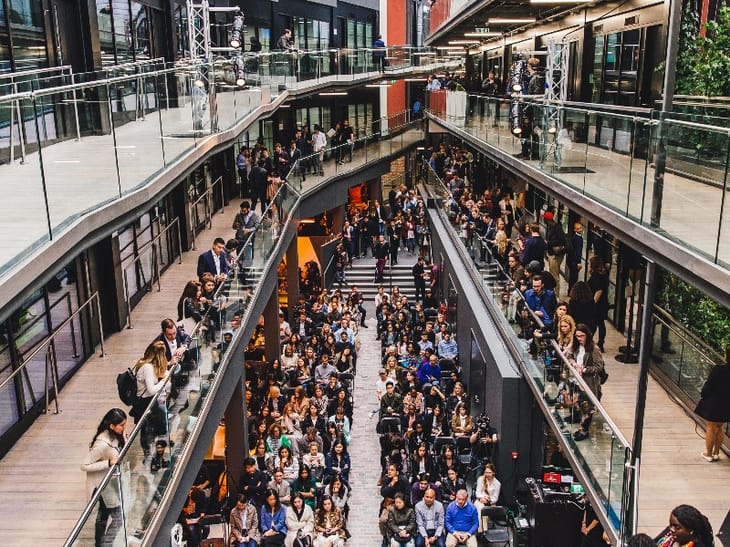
[444,490,478,547]
[439,468,466,506]
[411,473,440,507]
[267,469,292,506]
[302,441,327,482]
[229,493,261,547]
[437,332,458,361]
[415,488,446,547]
[450,404,474,437]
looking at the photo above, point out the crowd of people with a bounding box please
[78,123,728,547]
[425,140,612,442]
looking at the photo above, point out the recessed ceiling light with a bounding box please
[487,17,537,24]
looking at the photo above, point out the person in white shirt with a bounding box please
[375,368,390,400]
[132,341,173,456]
[311,125,327,175]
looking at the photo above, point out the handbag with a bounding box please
[294,532,312,547]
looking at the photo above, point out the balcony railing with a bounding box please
[63,112,424,546]
[0,48,457,287]
[421,160,634,545]
[426,90,730,274]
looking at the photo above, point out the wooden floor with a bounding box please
[0,61,446,279]
[1,113,728,542]
[434,110,730,267]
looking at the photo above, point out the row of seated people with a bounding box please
[372,309,506,546]
[228,288,366,547]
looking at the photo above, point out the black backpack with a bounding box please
[117,368,138,406]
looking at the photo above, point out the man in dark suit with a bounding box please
[197,237,229,282]
[155,318,195,418]
[155,317,192,361]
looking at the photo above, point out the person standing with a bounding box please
[197,237,230,283]
[81,408,127,547]
[237,147,251,197]
[695,344,730,462]
[413,256,427,302]
[250,159,270,215]
[544,211,568,299]
[374,234,390,283]
[312,126,327,176]
[656,505,713,547]
[373,34,387,72]
[567,222,584,290]
[587,255,609,351]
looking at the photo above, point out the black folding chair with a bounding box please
[479,506,511,546]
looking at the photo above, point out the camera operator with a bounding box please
[469,414,499,478]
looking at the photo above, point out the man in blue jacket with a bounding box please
[445,489,478,546]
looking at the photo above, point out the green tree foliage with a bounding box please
[675,5,730,96]
[657,268,730,354]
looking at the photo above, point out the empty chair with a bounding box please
[455,436,472,467]
[380,415,401,434]
[480,506,511,547]
[432,435,455,458]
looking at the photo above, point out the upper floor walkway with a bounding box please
[0,47,454,319]
[427,91,730,309]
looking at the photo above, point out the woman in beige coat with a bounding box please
[81,408,127,547]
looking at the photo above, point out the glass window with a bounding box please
[357,22,365,48]
[8,0,44,28]
[0,33,10,74]
[130,2,152,61]
[97,0,117,64]
[258,27,270,51]
[347,20,355,49]
[112,0,133,63]
[8,0,47,71]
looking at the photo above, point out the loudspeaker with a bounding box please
[532,502,582,547]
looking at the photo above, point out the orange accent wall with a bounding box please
[429,0,451,34]
[387,80,407,117]
[387,0,407,44]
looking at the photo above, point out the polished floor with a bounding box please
[429,106,730,269]
[1,153,728,543]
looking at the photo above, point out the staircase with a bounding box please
[336,260,417,301]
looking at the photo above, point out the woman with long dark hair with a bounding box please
[568,281,596,332]
[260,488,287,546]
[566,323,605,400]
[81,408,127,547]
[284,493,315,547]
[656,505,714,547]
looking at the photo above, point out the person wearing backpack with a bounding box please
[132,341,173,456]
[81,408,127,547]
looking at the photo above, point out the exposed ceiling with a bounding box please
[425,0,601,53]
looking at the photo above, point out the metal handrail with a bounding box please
[0,292,105,405]
[62,368,171,547]
[0,47,455,104]
[651,306,724,365]
[189,176,225,251]
[122,217,183,328]
[422,159,631,449]
[65,116,422,543]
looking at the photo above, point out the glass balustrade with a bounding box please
[428,92,730,270]
[0,49,456,284]
[421,161,633,541]
[64,111,425,545]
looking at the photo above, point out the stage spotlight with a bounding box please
[230,13,244,48]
